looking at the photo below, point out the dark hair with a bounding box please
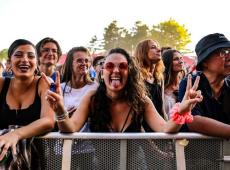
[161,46,173,54]
[162,49,181,87]
[8,39,35,59]
[90,48,147,132]
[92,55,105,67]
[35,37,62,64]
[62,46,92,93]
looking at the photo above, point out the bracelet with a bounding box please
[56,110,69,122]
[170,103,193,125]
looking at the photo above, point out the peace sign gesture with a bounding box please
[42,71,66,115]
[178,74,203,115]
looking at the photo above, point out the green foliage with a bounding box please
[0,49,8,61]
[88,18,191,54]
[150,19,191,50]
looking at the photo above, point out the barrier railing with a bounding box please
[0,131,229,169]
[32,132,230,170]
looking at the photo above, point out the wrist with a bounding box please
[56,110,69,122]
[170,102,193,125]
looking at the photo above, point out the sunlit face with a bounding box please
[102,53,129,97]
[72,51,90,76]
[10,44,37,78]
[147,40,161,63]
[172,52,184,72]
[39,42,58,66]
[203,48,230,77]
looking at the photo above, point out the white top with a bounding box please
[164,92,177,117]
[61,82,98,111]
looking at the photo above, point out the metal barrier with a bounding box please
[0,131,229,169]
[30,132,229,170]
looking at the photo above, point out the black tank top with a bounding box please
[0,77,41,129]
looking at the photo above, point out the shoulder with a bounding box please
[86,82,99,90]
[37,76,50,94]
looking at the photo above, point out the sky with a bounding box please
[0,0,229,54]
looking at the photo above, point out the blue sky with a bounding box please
[0,0,229,53]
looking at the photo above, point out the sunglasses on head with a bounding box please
[104,62,128,72]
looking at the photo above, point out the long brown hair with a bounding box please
[134,39,165,84]
[62,46,93,93]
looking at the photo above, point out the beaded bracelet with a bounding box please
[170,103,193,125]
[56,110,69,122]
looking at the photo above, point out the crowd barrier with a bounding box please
[30,132,230,170]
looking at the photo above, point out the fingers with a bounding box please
[41,72,51,86]
[192,76,200,91]
[12,144,17,156]
[55,72,62,94]
[186,74,192,92]
[0,143,10,161]
[46,90,60,102]
[187,91,203,105]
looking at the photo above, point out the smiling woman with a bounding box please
[0,39,55,168]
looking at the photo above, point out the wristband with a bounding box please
[170,103,193,125]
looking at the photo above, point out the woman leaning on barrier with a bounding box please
[0,39,55,168]
[44,47,202,133]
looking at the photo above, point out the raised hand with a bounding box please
[179,74,203,114]
[41,71,65,115]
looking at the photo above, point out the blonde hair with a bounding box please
[134,39,165,84]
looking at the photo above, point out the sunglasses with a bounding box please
[104,62,128,72]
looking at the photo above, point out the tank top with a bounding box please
[0,77,41,129]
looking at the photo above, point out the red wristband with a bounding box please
[170,103,193,125]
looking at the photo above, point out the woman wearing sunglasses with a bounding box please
[44,47,202,133]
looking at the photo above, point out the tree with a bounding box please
[0,49,8,61]
[150,18,191,50]
[129,21,150,54]
[103,20,131,51]
[88,19,192,53]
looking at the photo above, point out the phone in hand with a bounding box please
[50,83,56,92]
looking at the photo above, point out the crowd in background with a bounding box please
[0,33,230,168]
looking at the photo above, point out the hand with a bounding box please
[42,71,66,115]
[0,132,20,161]
[179,74,203,114]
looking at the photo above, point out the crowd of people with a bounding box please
[0,33,230,167]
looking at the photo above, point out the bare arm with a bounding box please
[144,96,182,132]
[57,90,94,132]
[0,76,55,160]
[188,115,230,138]
[43,71,93,133]
[145,74,203,133]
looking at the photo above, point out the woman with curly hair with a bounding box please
[134,39,167,132]
[44,48,202,133]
